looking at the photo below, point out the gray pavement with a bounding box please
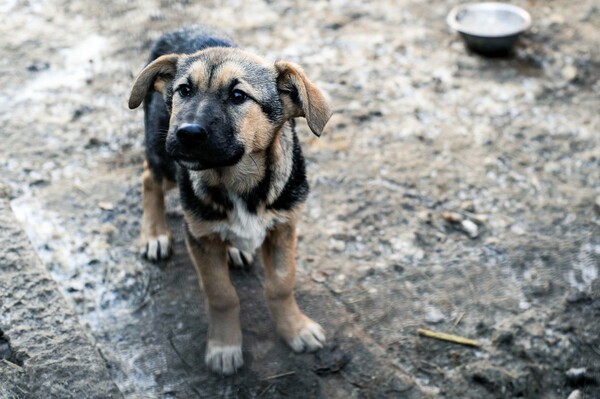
[0,186,122,399]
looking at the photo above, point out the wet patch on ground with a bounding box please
[1,0,599,397]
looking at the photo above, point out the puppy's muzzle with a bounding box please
[177,123,208,146]
[166,122,245,170]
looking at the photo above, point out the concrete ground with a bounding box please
[1,0,599,398]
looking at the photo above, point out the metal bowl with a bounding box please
[447,2,532,55]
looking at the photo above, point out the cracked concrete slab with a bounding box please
[0,187,122,399]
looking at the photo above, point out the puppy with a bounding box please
[128,26,331,375]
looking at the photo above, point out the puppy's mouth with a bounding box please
[175,159,207,171]
[168,151,245,171]
[165,129,245,171]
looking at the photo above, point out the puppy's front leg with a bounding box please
[140,161,174,260]
[262,220,325,352]
[185,231,243,375]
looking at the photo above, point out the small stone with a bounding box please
[329,239,346,252]
[313,344,352,375]
[393,264,405,274]
[72,105,94,120]
[27,61,50,72]
[86,137,102,148]
[98,223,117,237]
[460,201,475,212]
[526,279,553,297]
[417,210,432,224]
[461,219,479,239]
[442,211,463,223]
[424,306,446,324]
[562,65,578,82]
[510,224,527,236]
[311,270,328,283]
[567,390,583,399]
[98,201,114,211]
[548,13,565,26]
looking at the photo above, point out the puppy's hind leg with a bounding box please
[140,160,174,260]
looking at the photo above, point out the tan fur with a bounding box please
[261,216,325,351]
[186,62,210,88]
[199,153,266,194]
[275,61,332,136]
[185,234,243,374]
[184,212,219,239]
[242,102,274,151]
[140,161,174,258]
[209,63,245,91]
[129,54,180,108]
[265,126,294,204]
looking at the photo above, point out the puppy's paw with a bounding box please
[227,247,254,269]
[141,233,172,261]
[205,344,244,375]
[285,316,326,353]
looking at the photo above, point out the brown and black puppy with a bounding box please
[128,26,331,375]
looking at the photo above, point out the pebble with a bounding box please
[562,65,578,82]
[27,61,50,72]
[567,390,583,399]
[98,201,114,211]
[329,239,346,252]
[461,219,479,239]
[310,270,328,283]
[98,223,117,237]
[424,306,446,324]
[510,224,527,236]
[442,211,463,223]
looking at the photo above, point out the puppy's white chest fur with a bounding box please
[212,194,278,253]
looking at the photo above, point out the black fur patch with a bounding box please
[240,156,272,213]
[148,26,236,63]
[268,124,310,211]
[144,91,176,182]
[204,183,234,211]
[178,168,227,221]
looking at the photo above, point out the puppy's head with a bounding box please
[129,48,331,171]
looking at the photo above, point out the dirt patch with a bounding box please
[1,0,599,398]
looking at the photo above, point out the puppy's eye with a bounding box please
[230,89,247,105]
[176,84,192,98]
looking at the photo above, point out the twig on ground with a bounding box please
[2,359,24,372]
[450,311,465,331]
[263,371,295,380]
[257,383,274,398]
[417,328,481,348]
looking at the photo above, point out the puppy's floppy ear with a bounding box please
[128,54,180,109]
[275,61,332,137]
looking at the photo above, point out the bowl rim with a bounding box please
[447,2,532,38]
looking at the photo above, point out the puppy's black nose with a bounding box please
[176,123,207,144]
